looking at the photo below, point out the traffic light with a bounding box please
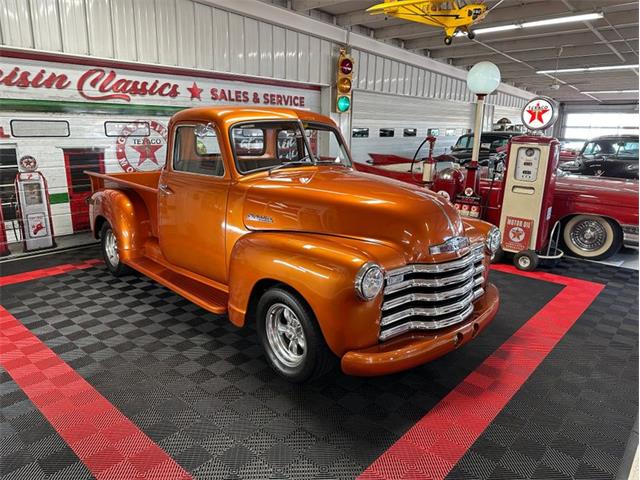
[336,49,354,113]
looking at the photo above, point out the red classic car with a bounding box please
[355,153,638,261]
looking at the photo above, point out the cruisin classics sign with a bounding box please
[0,58,316,109]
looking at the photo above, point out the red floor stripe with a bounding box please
[359,265,604,480]
[0,259,103,286]
[0,306,192,480]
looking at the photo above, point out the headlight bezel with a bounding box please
[355,262,385,301]
[486,226,501,255]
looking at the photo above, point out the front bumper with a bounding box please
[622,225,639,248]
[341,283,499,376]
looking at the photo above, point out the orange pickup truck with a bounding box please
[87,107,500,382]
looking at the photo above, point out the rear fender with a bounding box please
[90,189,151,263]
[227,232,403,356]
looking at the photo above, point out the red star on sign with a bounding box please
[526,102,550,124]
[187,82,203,100]
[131,139,163,166]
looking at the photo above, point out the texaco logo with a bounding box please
[508,226,525,243]
[521,96,558,131]
[116,120,167,172]
[19,155,37,172]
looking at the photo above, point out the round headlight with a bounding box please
[486,227,501,254]
[355,262,384,301]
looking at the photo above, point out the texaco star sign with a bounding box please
[521,96,559,131]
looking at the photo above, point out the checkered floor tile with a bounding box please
[0,247,637,479]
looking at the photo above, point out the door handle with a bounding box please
[158,183,174,195]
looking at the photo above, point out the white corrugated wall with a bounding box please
[0,0,529,111]
[350,90,475,162]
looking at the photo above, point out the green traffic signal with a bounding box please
[337,95,351,112]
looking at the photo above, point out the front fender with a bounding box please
[227,232,403,357]
[90,189,151,262]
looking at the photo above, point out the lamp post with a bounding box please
[465,61,501,193]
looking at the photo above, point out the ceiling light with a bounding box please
[581,89,639,94]
[475,12,604,35]
[522,12,603,28]
[537,65,639,74]
[474,24,520,34]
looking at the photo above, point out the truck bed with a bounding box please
[86,170,161,238]
[86,170,161,194]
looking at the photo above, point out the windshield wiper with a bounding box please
[268,155,315,174]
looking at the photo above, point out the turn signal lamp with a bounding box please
[336,49,354,113]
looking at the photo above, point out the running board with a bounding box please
[126,257,228,314]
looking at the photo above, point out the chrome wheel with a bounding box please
[570,219,607,252]
[104,229,119,267]
[265,303,306,368]
[517,256,531,269]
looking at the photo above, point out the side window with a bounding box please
[173,125,224,176]
[276,129,300,161]
[582,142,596,155]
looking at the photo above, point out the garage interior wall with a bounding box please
[351,90,475,161]
[0,0,530,120]
[0,0,534,241]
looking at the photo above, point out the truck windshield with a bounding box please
[231,121,351,174]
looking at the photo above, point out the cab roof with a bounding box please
[169,106,336,128]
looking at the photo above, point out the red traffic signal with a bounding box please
[340,58,353,75]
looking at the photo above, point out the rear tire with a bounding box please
[100,223,131,277]
[444,36,453,45]
[562,215,622,260]
[256,287,335,383]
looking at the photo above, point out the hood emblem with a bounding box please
[247,214,273,224]
[429,236,470,256]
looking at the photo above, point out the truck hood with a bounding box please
[556,173,639,205]
[242,166,465,263]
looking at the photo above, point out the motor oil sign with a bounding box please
[503,216,534,251]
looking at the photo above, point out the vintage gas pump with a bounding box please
[498,96,563,271]
[15,155,55,252]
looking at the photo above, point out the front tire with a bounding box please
[100,223,131,276]
[444,36,453,45]
[562,215,622,260]
[256,287,335,383]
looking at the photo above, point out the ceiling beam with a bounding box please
[423,26,639,58]
[337,10,382,27]
[451,43,638,66]
[291,0,346,11]
[494,54,639,76]
[404,7,637,50]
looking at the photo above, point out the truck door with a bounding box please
[157,123,229,282]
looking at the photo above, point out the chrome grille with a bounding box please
[380,244,485,341]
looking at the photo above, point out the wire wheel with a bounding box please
[570,218,608,252]
[265,303,307,368]
[563,215,620,260]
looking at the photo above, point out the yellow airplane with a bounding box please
[367,0,488,45]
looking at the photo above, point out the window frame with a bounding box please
[104,121,150,137]
[303,121,353,168]
[229,119,315,176]
[10,119,70,138]
[171,123,226,178]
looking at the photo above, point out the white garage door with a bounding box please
[350,90,474,163]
